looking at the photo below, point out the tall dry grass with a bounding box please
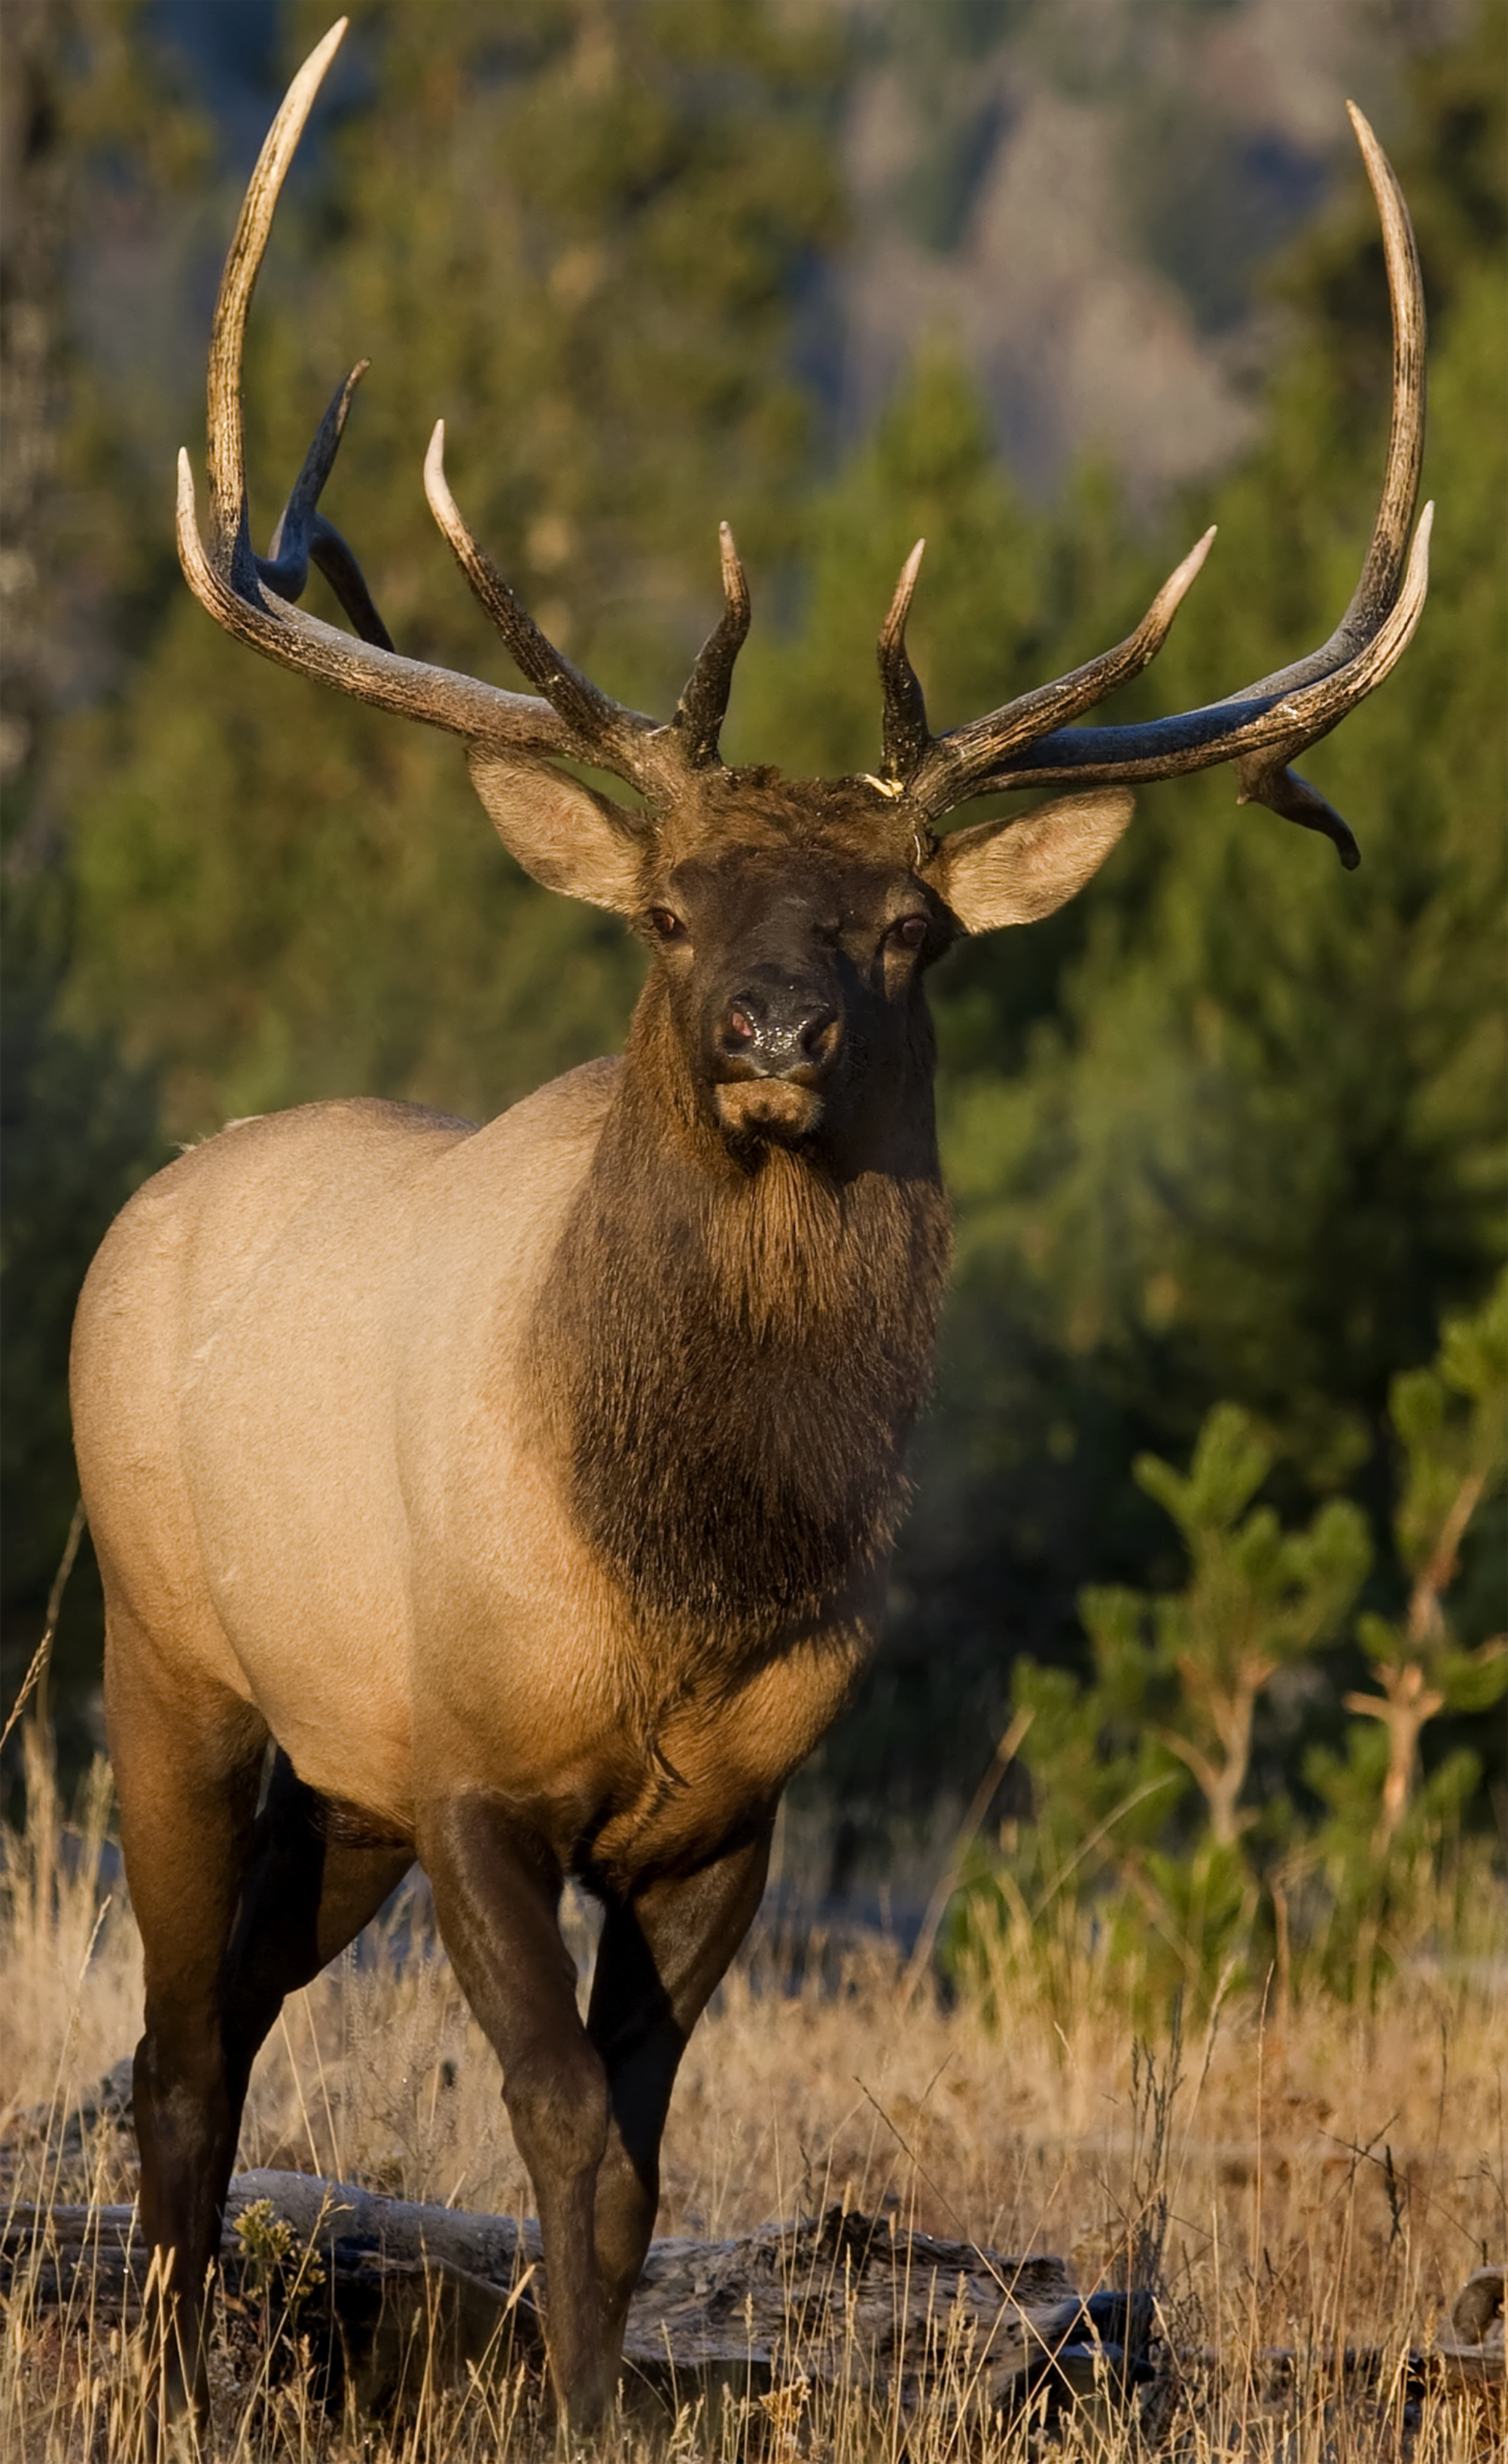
[2,1733,1503,2459]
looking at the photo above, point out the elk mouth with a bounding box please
[711,1075,824,1145]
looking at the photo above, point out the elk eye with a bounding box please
[894,914,929,950]
[648,907,687,941]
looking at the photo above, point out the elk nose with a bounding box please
[719,989,841,1080]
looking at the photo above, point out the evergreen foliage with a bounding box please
[1305,1273,1506,1993]
[951,1279,1506,2015]
[1,884,160,1740]
[1,0,200,1748]
[1095,1407,1371,1851]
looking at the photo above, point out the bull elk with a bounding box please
[70,18,1428,2435]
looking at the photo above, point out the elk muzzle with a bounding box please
[709,973,842,1141]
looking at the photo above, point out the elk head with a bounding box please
[178,17,1430,1173]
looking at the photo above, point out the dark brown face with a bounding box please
[637,820,956,1155]
[471,749,1138,1147]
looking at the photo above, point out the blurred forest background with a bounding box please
[2,0,1503,1940]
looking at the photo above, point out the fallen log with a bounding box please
[5,2168,1497,2437]
[2,2170,1149,2424]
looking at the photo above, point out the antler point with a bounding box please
[305,20,349,84]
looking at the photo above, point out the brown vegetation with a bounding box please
[2,1734,1502,2458]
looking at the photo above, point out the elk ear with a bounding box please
[926,788,1135,932]
[467,747,644,913]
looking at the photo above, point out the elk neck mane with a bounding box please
[526,991,952,1639]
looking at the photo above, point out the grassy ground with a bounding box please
[2,1732,1503,2459]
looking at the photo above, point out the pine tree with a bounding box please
[1308,1275,1506,1874]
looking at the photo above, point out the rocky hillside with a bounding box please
[826,0,1465,501]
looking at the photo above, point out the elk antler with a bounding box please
[882,104,1430,867]
[182,23,1424,867]
[176,17,674,799]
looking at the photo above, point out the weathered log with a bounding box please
[11,2166,1496,2438]
[2,2170,1148,2424]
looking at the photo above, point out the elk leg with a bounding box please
[105,1630,269,2426]
[422,1795,612,2432]
[586,1823,773,2353]
[218,1749,413,2106]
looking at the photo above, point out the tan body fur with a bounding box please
[75,1068,882,1888]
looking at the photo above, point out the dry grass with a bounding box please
[2,1731,1503,2459]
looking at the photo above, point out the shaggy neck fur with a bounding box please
[528,987,952,1639]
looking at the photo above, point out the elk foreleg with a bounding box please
[422,1796,612,2432]
[586,1823,774,2354]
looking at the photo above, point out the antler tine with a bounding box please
[206,20,345,583]
[424,422,660,777]
[904,109,1427,863]
[907,526,1217,811]
[672,523,752,768]
[1275,105,1426,663]
[1199,102,1425,708]
[306,515,396,650]
[878,541,930,788]
[260,360,394,648]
